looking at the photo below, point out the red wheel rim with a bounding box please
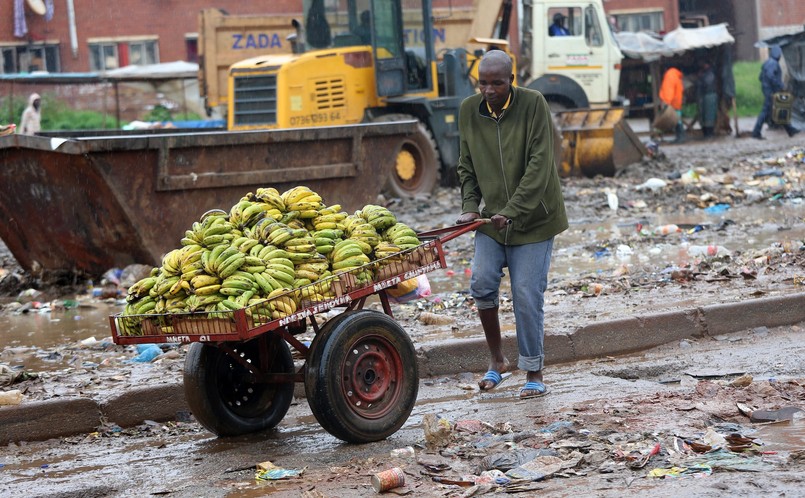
[339,334,403,420]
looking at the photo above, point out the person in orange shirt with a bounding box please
[659,67,685,143]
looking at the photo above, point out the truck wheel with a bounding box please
[373,114,440,198]
[184,337,294,437]
[305,310,419,443]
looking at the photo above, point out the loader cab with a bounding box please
[299,0,435,96]
[228,0,438,130]
[522,0,623,108]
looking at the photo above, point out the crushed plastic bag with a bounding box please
[387,274,431,303]
[255,460,304,481]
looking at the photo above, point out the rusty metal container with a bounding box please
[0,121,416,275]
[555,108,647,178]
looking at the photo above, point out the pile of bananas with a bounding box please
[119,185,424,335]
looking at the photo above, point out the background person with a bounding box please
[659,67,685,142]
[19,93,41,135]
[752,45,799,139]
[455,50,568,400]
[549,13,570,36]
[697,61,718,138]
[353,10,371,44]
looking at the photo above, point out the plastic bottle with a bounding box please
[390,446,416,459]
[653,224,680,235]
[687,245,731,257]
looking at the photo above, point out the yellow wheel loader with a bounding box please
[225,0,492,198]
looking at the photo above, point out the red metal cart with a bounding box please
[110,220,485,443]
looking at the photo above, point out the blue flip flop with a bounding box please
[479,370,512,391]
[519,381,549,399]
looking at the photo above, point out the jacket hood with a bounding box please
[770,45,782,60]
[28,93,41,105]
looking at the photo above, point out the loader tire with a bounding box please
[372,114,440,198]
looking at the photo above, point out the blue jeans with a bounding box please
[470,231,554,372]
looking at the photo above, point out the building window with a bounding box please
[185,35,198,63]
[612,11,664,34]
[1,43,60,73]
[89,39,159,70]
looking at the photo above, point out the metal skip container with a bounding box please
[555,108,647,178]
[0,121,417,276]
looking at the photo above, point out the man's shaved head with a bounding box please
[479,50,513,76]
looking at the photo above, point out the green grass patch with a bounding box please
[733,61,764,117]
[679,61,764,119]
[2,95,203,131]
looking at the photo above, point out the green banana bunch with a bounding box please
[358,204,398,231]
[383,222,421,250]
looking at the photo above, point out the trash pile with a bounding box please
[336,375,804,496]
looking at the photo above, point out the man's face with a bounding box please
[478,63,512,109]
[33,99,40,110]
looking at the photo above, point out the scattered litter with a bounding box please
[255,460,304,481]
[635,177,667,192]
[750,406,803,423]
[423,414,452,447]
[127,344,162,363]
[371,467,406,492]
[390,446,416,459]
[703,203,730,214]
[0,389,23,405]
[648,464,712,478]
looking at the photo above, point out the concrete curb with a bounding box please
[2,292,803,444]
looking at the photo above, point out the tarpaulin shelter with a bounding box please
[614,24,738,136]
[0,61,200,128]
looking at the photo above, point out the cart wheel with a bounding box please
[305,310,419,443]
[184,336,294,437]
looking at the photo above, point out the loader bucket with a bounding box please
[554,108,647,178]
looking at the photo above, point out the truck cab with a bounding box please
[521,0,625,109]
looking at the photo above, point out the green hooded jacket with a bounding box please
[457,86,568,245]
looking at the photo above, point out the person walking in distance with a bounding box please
[456,50,568,399]
[752,45,800,139]
[19,93,41,135]
[659,67,685,143]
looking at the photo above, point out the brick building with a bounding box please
[2,0,802,74]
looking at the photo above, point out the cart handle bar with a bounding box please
[417,218,490,243]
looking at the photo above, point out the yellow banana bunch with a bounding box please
[311,206,348,231]
[253,187,286,212]
[262,288,298,319]
[281,186,324,218]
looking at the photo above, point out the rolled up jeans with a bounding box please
[470,231,554,372]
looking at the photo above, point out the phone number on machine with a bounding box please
[289,111,342,126]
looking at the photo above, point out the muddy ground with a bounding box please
[1,128,804,496]
[0,129,804,401]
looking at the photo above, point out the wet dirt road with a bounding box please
[2,322,804,498]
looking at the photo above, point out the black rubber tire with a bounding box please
[183,337,294,437]
[304,310,419,443]
[372,114,440,198]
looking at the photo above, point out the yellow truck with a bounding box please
[199,0,642,195]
